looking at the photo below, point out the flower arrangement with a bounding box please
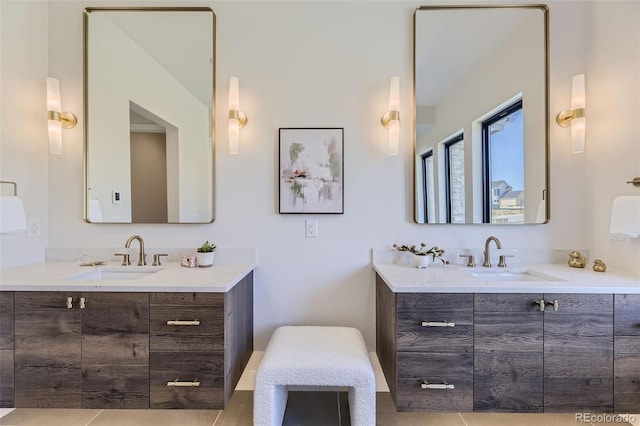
[197,241,217,253]
[393,243,448,264]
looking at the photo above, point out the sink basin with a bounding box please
[469,269,561,282]
[64,268,162,281]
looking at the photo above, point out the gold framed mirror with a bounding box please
[83,7,215,223]
[414,5,549,224]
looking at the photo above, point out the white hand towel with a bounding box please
[0,195,27,233]
[610,195,640,239]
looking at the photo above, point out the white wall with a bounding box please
[0,1,49,269]
[585,1,640,277]
[1,0,637,349]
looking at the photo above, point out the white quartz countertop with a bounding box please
[373,262,640,294]
[0,261,256,293]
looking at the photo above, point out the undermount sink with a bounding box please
[468,269,561,282]
[64,268,162,281]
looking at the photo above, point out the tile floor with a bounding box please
[0,392,635,426]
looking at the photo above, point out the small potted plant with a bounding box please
[196,240,216,267]
[393,243,448,269]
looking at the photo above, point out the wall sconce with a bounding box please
[46,77,77,155]
[556,74,586,153]
[381,76,400,155]
[228,76,247,155]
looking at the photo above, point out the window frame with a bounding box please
[481,99,523,223]
[443,133,464,223]
[420,150,434,223]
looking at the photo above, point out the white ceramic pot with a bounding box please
[196,251,215,267]
[413,254,431,269]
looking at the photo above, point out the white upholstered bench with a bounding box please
[253,326,376,426]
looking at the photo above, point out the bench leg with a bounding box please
[254,384,288,426]
[348,386,376,426]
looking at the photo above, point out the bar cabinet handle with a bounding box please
[167,320,201,326]
[421,321,455,327]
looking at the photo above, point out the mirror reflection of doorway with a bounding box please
[130,131,168,223]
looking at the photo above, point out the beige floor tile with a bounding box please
[0,408,102,426]
[214,391,253,426]
[460,412,589,426]
[376,393,466,426]
[88,409,219,426]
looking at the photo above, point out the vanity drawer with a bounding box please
[150,293,224,352]
[397,293,473,352]
[150,351,224,409]
[396,352,473,411]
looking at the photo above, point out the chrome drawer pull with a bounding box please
[80,297,86,309]
[167,320,200,326]
[67,297,73,309]
[167,379,200,387]
[421,381,454,390]
[421,321,455,327]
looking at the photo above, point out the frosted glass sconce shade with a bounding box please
[556,74,586,153]
[47,77,77,155]
[381,76,400,155]
[228,76,247,154]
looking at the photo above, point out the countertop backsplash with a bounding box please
[372,248,590,266]
[45,247,257,266]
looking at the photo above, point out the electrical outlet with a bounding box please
[305,219,318,238]
[28,219,41,237]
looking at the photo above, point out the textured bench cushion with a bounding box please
[254,326,375,426]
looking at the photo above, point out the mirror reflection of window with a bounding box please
[444,134,465,223]
[413,6,548,225]
[421,151,435,223]
[482,100,524,224]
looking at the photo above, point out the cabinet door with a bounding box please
[474,294,544,412]
[81,292,149,408]
[614,294,640,412]
[0,292,14,408]
[543,293,613,412]
[14,292,82,407]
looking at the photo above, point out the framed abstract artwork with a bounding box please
[278,128,344,214]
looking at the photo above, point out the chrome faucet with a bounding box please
[482,236,502,267]
[125,235,146,266]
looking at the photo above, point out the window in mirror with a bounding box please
[443,134,465,223]
[421,150,435,223]
[482,100,524,224]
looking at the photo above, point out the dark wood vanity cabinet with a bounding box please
[81,292,150,408]
[614,294,640,412]
[0,292,14,408]
[376,273,626,414]
[473,293,544,412]
[543,293,613,412]
[14,292,82,407]
[149,292,225,409]
[5,270,253,410]
[377,275,473,412]
[149,271,254,409]
[13,292,149,408]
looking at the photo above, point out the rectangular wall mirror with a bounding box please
[84,7,215,223]
[414,5,549,224]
